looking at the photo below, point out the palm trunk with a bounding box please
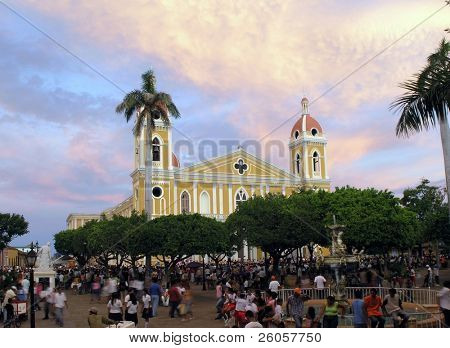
[145,115,153,221]
[439,117,450,223]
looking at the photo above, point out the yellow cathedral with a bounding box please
[66,97,330,260]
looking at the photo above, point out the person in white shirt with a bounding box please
[21,277,30,297]
[314,274,327,299]
[438,280,450,328]
[141,289,152,328]
[314,274,326,289]
[107,292,123,321]
[54,288,68,327]
[245,301,258,314]
[235,294,248,312]
[2,286,16,322]
[125,293,139,327]
[268,276,281,292]
[244,310,263,328]
[42,286,54,320]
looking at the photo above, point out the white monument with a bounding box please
[34,242,56,289]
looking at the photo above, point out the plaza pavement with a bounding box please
[25,285,224,328]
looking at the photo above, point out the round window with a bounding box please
[294,130,300,139]
[152,186,163,198]
[311,128,318,136]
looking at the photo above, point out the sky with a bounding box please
[0,0,448,247]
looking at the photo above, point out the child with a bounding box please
[305,306,320,328]
[273,298,285,328]
[180,286,193,322]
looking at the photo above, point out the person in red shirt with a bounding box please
[363,289,385,328]
[168,282,182,318]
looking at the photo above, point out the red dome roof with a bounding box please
[291,114,323,138]
[172,153,180,168]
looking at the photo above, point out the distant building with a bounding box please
[0,247,27,267]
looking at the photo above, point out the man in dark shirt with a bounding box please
[168,282,182,318]
[4,298,15,327]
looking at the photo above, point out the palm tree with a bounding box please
[116,70,180,221]
[391,38,450,219]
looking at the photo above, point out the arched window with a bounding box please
[312,151,320,175]
[152,137,160,162]
[200,191,210,214]
[296,153,301,174]
[181,191,190,213]
[235,188,248,208]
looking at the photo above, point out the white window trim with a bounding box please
[234,187,249,210]
[199,190,211,215]
[311,149,321,177]
[152,185,164,199]
[152,134,164,168]
[180,190,191,213]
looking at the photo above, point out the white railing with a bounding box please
[333,312,442,328]
[278,287,439,305]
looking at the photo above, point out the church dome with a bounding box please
[291,97,323,139]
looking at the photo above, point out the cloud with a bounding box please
[0,0,448,246]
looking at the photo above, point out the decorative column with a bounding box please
[167,127,173,170]
[193,182,198,213]
[173,181,178,214]
[219,184,224,215]
[139,127,145,169]
[212,183,217,215]
[303,143,309,178]
[228,184,233,214]
[323,144,329,179]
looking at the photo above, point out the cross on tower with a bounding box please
[234,159,248,175]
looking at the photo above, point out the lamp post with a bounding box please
[26,242,38,328]
[202,255,206,291]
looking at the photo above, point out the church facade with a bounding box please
[66,98,331,259]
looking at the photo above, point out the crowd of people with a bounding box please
[0,252,449,328]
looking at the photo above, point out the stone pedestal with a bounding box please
[35,270,56,289]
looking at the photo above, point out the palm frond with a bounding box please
[116,69,181,131]
[141,70,157,94]
[391,38,450,137]
[116,90,144,122]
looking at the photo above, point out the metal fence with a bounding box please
[335,312,442,328]
[278,286,439,305]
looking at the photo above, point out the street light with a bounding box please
[26,242,38,328]
[202,255,206,291]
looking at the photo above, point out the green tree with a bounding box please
[116,70,180,221]
[54,221,94,267]
[401,179,449,257]
[329,187,419,255]
[287,189,331,261]
[227,194,307,274]
[134,214,228,276]
[0,213,29,249]
[87,216,130,267]
[124,212,149,265]
[391,38,450,219]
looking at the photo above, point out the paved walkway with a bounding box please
[23,285,223,328]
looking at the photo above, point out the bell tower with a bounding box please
[289,97,330,190]
[131,117,179,213]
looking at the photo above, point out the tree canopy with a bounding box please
[0,213,29,249]
[329,186,420,254]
